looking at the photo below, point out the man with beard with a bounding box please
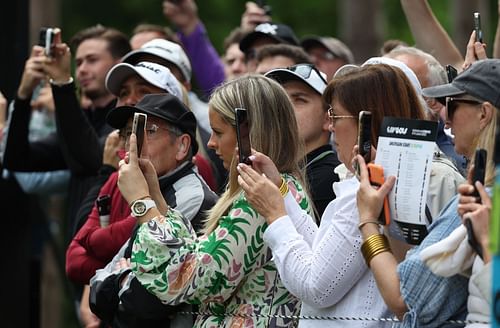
[3,25,131,241]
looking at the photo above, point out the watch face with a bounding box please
[131,199,155,217]
[134,202,146,215]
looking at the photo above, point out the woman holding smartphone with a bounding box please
[237,63,454,327]
[356,59,500,327]
[117,75,313,327]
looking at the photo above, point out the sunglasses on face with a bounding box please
[445,97,482,120]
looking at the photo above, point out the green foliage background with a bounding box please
[60,0,498,57]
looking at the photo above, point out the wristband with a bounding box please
[49,77,74,86]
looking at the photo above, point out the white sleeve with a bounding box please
[264,191,367,308]
[283,191,318,246]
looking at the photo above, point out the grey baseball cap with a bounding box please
[422,59,500,108]
[301,36,355,64]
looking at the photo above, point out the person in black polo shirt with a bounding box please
[266,64,340,218]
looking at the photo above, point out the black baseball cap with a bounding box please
[107,93,198,153]
[239,23,299,53]
[422,59,500,108]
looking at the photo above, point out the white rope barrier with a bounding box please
[178,311,489,325]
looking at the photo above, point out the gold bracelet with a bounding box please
[278,177,289,197]
[358,220,381,230]
[361,234,391,267]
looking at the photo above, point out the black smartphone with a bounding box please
[465,148,487,259]
[132,113,147,157]
[471,148,487,199]
[356,111,372,177]
[235,108,252,165]
[255,0,272,16]
[446,65,458,83]
[474,12,483,43]
[39,27,55,57]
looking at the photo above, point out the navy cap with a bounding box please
[239,23,299,53]
[107,93,198,154]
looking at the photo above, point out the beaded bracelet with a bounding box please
[278,177,289,197]
[361,234,391,267]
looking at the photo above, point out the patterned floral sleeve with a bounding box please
[131,174,311,308]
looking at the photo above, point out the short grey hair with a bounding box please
[386,46,447,87]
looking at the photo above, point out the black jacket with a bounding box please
[89,162,218,328]
[2,83,115,241]
[305,144,341,219]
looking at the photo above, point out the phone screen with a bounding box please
[446,65,458,83]
[358,111,372,164]
[472,148,487,200]
[235,108,252,165]
[474,12,483,43]
[39,27,54,57]
[132,113,147,157]
[254,0,272,15]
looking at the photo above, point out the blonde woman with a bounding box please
[117,75,313,327]
[356,59,500,327]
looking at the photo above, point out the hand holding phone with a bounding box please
[132,113,147,157]
[254,0,272,16]
[474,12,483,43]
[235,108,252,165]
[367,163,391,225]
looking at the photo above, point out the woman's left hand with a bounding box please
[356,155,395,225]
[237,163,286,224]
[118,134,150,204]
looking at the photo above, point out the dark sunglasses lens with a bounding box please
[446,99,458,119]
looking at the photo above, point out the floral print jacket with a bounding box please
[131,174,312,328]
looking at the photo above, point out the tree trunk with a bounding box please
[339,0,384,63]
[452,0,490,56]
[30,0,60,46]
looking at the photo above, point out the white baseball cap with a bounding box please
[362,57,422,95]
[121,39,192,82]
[265,63,328,95]
[105,61,183,100]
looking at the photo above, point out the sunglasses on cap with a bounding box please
[287,63,328,84]
[445,96,483,120]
